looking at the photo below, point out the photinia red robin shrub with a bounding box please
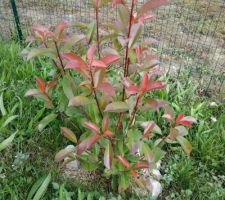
[23,0,196,194]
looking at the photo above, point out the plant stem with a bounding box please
[43,91,82,132]
[95,6,101,59]
[54,41,65,74]
[128,94,140,127]
[116,0,135,132]
[89,67,103,119]
[43,42,61,72]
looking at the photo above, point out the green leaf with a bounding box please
[104,102,129,113]
[62,74,75,100]
[0,131,17,151]
[104,143,113,169]
[118,5,129,25]
[0,93,6,116]
[27,48,56,60]
[128,23,143,48]
[87,22,96,44]
[1,115,18,128]
[118,172,130,193]
[38,113,57,132]
[33,173,51,200]
[62,34,86,51]
[27,176,46,200]
[176,136,192,156]
[68,96,90,107]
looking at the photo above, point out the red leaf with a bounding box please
[103,130,113,137]
[55,20,69,35]
[126,85,139,95]
[101,54,120,66]
[176,113,184,124]
[33,24,50,33]
[97,82,116,96]
[111,0,125,7]
[83,122,100,134]
[134,161,149,169]
[117,155,130,168]
[143,133,152,138]
[138,0,169,16]
[87,44,97,62]
[176,115,197,127]
[36,77,46,92]
[144,121,155,134]
[91,60,107,68]
[76,134,101,155]
[62,53,87,69]
[147,80,166,91]
[140,72,149,92]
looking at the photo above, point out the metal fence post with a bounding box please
[10,0,23,42]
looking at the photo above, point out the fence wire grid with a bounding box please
[0,0,225,99]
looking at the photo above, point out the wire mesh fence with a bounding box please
[1,0,225,99]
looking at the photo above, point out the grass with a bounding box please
[0,39,225,199]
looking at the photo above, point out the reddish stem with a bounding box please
[95,6,101,59]
[129,94,140,126]
[54,41,65,74]
[116,0,135,132]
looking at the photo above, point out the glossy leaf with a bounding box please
[62,53,87,69]
[76,134,101,155]
[101,54,120,66]
[137,0,169,16]
[83,122,100,133]
[55,20,69,36]
[94,69,106,88]
[144,121,155,134]
[91,60,107,68]
[25,89,42,97]
[145,98,167,111]
[128,23,143,48]
[140,72,149,92]
[60,127,77,143]
[68,96,90,107]
[175,126,188,136]
[117,155,130,168]
[62,34,86,51]
[176,136,192,156]
[36,77,46,92]
[27,48,56,60]
[134,161,149,169]
[54,148,75,162]
[87,22,96,44]
[97,82,116,97]
[38,113,57,132]
[147,80,166,91]
[87,44,97,62]
[104,143,113,169]
[118,4,129,25]
[105,101,129,113]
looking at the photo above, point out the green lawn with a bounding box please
[0,39,224,199]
